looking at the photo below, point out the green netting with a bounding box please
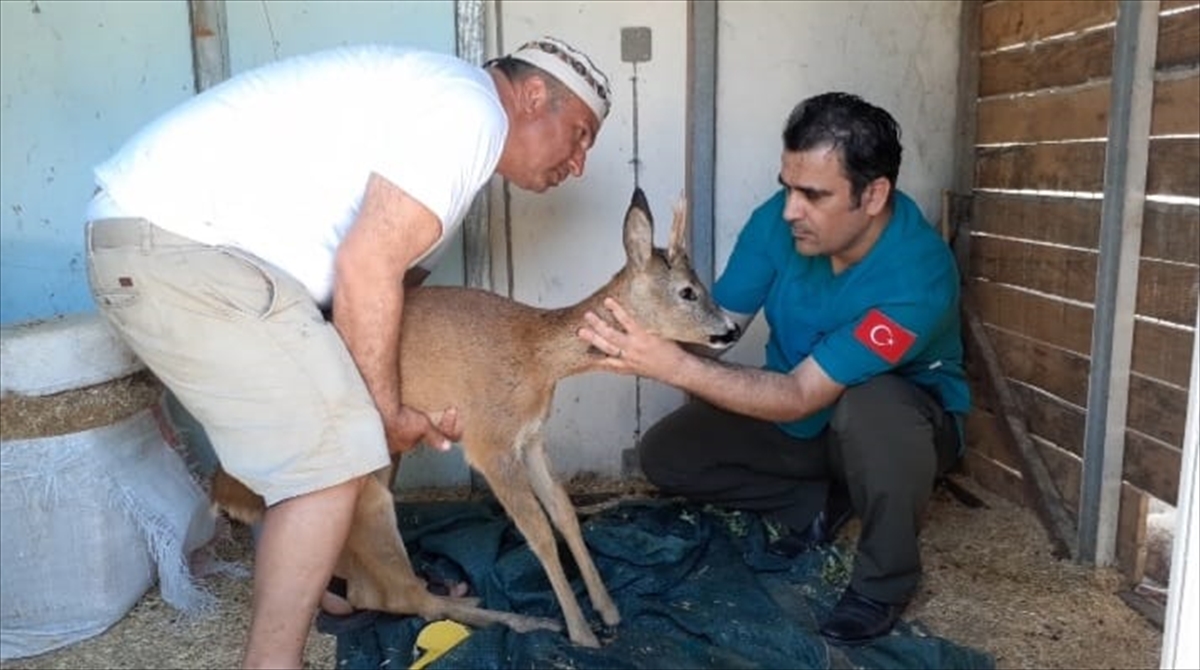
[325,499,994,670]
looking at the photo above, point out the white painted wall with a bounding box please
[496,0,963,478]
[715,0,963,368]
[0,0,194,324]
[0,0,459,326]
[221,1,467,288]
[493,0,692,478]
[1,0,963,484]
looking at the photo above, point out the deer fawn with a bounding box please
[211,187,740,647]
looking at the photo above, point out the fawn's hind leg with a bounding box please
[471,433,600,648]
[523,434,620,627]
[340,469,561,635]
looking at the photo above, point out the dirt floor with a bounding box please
[0,472,1164,670]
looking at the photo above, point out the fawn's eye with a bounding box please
[679,286,698,301]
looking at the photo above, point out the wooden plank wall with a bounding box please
[964,0,1200,581]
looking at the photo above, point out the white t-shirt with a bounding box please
[88,45,507,304]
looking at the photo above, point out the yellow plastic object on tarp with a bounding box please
[410,620,472,670]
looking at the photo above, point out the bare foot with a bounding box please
[321,589,355,616]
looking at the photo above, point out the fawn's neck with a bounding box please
[536,274,630,379]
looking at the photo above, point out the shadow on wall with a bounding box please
[0,237,95,325]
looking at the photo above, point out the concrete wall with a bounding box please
[494,0,963,478]
[0,0,963,484]
[492,0,693,479]
[0,0,457,325]
[0,0,195,323]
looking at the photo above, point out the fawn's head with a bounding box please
[615,188,740,350]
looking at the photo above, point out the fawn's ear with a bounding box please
[667,194,689,266]
[623,187,654,269]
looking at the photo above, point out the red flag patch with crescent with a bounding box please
[854,308,916,364]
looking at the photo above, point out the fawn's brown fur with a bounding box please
[210,188,738,646]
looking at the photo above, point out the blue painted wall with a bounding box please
[0,0,455,325]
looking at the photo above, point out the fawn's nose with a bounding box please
[709,322,742,347]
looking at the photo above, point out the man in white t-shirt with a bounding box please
[84,37,611,669]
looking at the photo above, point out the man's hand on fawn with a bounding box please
[388,405,461,454]
[577,297,683,381]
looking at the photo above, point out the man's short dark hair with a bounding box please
[782,92,902,207]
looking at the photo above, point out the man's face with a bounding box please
[778,146,887,262]
[506,81,600,192]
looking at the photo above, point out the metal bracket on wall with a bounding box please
[621,27,651,189]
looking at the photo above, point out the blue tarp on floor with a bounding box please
[326,498,995,669]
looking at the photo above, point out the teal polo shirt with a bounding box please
[713,189,970,442]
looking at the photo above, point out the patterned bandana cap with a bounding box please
[508,36,612,122]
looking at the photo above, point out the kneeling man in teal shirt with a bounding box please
[578,91,969,645]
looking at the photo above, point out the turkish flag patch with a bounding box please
[853,308,916,365]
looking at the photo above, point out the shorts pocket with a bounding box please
[87,252,142,312]
[196,247,279,320]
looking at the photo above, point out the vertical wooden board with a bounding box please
[1135,257,1199,326]
[1157,7,1200,70]
[1035,437,1082,519]
[968,373,994,413]
[1141,202,1200,265]
[1147,137,1200,198]
[970,236,1098,304]
[1012,381,1087,458]
[988,325,1091,407]
[1132,318,1197,388]
[1151,74,1200,136]
[1161,0,1200,11]
[966,407,1020,468]
[972,281,1095,357]
[1127,374,1190,447]
[972,192,1101,248]
[977,83,1110,144]
[975,143,1107,193]
[1124,429,1183,504]
[954,0,982,195]
[1115,483,1150,584]
[981,0,1117,52]
[979,27,1113,97]
[963,450,1030,507]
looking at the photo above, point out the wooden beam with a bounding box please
[951,2,981,278]
[1078,0,1160,567]
[188,0,229,93]
[457,0,493,497]
[456,0,491,292]
[964,296,1079,559]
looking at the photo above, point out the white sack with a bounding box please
[0,405,217,660]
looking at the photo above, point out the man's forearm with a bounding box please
[334,279,404,423]
[665,353,814,423]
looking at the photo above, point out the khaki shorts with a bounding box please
[85,217,390,506]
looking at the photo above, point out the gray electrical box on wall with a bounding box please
[621,26,652,63]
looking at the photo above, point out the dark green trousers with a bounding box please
[636,374,960,604]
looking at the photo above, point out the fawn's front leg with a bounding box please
[523,435,620,627]
[470,431,601,648]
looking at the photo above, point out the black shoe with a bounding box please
[819,587,906,645]
[766,487,854,558]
